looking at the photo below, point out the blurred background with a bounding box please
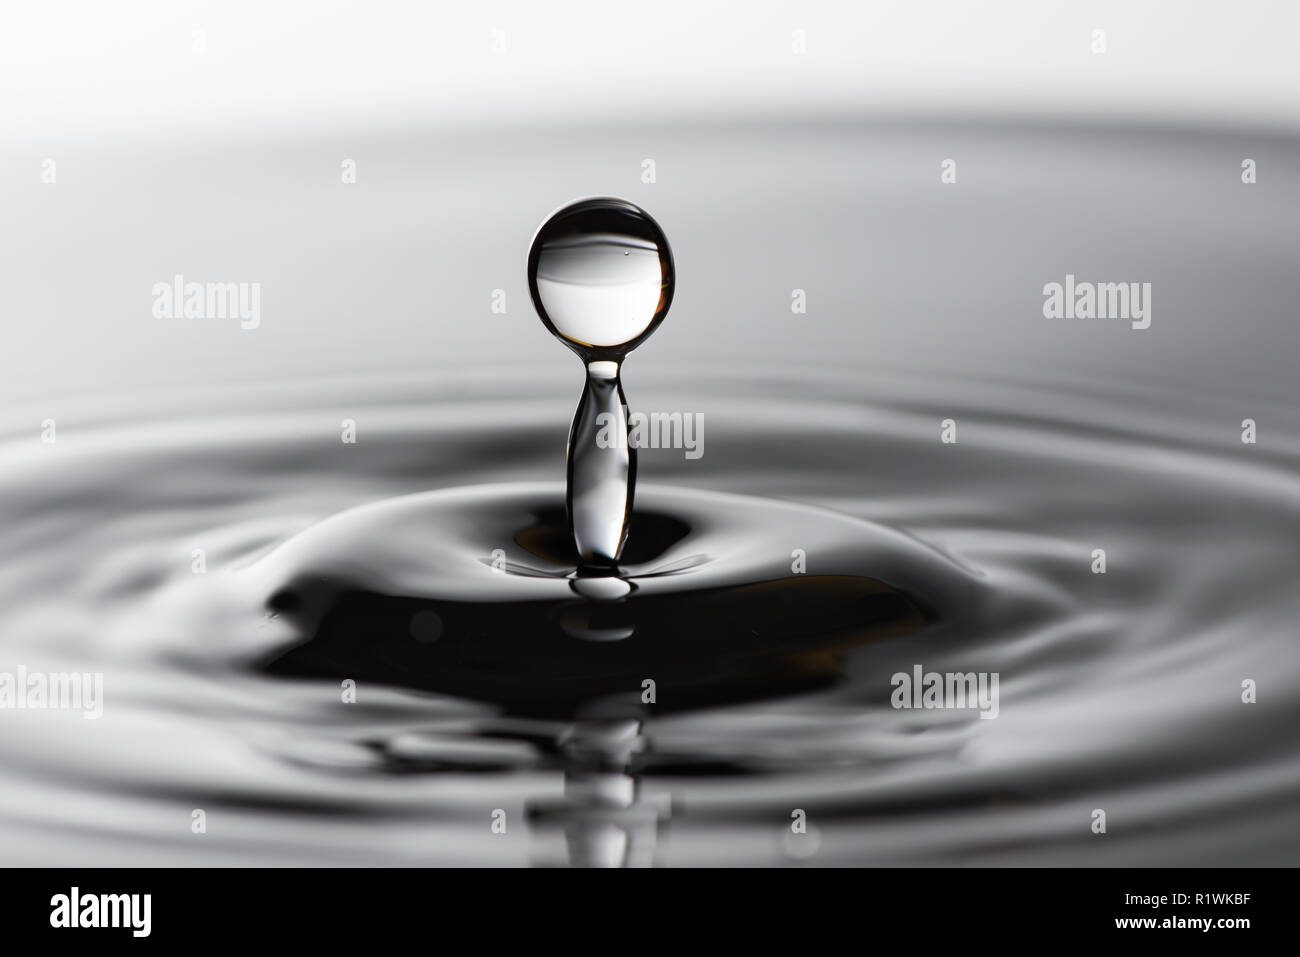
[3,0,1299,413]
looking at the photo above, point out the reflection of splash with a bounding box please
[562,571,636,640]
[528,720,671,867]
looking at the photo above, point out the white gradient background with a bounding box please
[4,0,1300,141]
[3,1,1298,427]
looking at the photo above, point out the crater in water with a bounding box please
[251,483,983,718]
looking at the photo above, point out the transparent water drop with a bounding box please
[528,198,674,359]
[528,199,675,565]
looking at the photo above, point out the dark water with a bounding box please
[2,121,1299,865]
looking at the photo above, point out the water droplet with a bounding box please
[527,199,675,565]
[528,198,674,361]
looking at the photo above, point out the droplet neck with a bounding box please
[566,358,634,566]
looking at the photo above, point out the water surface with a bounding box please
[1,121,1298,865]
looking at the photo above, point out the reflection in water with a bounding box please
[530,720,669,868]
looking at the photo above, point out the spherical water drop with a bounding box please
[528,198,674,360]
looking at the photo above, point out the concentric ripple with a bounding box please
[1,362,1297,866]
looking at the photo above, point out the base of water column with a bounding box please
[237,482,982,718]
